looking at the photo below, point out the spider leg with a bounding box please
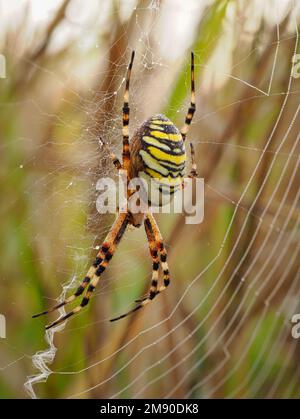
[45,252,115,330]
[181,52,196,141]
[188,142,198,178]
[45,214,129,330]
[122,50,135,171]
[110,213,170,322]
[111,154,122,170]
[179,143,199,192]
[110,217,159,321]
[33,213,128,326]
[107,147,122,171]
[147,213,170,294]
[32,246,109,318]
[134,217,159,303]
[99,137,122,171]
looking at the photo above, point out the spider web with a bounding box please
[1,0,300,399]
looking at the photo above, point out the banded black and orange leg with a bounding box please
[142,217,160,299]
[107,147,122,171]
[44,213,129,330]
[146,213,170,294]
[133,217,160,304]
[181,52,196,141]
[122,51,135,172]
[180,143,199,193]
[111,154,122,170]
[33,246,109,319]
[33,213,129,328]
[98,52,136,176]
[110,213,170,322]
[110,215,160,322]
[188,142,198,178]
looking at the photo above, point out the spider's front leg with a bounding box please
[122,51,135,171]
[100,50,136,175]
[181,52,196,141]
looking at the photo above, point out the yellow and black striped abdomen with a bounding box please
[135,114,186,205]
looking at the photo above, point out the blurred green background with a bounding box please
[1,0,300,399]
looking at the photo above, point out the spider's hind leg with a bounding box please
[32,246,109,318]
[45,249,115,330]
[33,213,129,328]
[135,217,160,303]
[150,214,170,294]
[110,213,170,322]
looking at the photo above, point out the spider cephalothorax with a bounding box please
[33,51,198,328]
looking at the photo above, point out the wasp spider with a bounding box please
[33,51,198,329]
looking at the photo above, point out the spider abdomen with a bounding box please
[130,114,186,206]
